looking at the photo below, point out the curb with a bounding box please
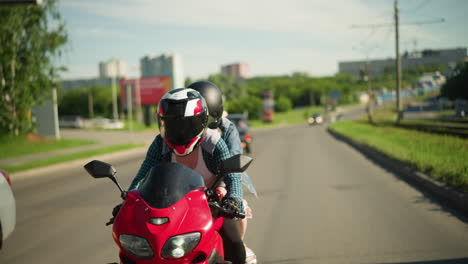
[327,127,468,217]
[11,147,147,182]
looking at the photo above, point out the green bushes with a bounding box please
[226,95,263,119]
[275,96,292,112]
[58,85,119,118]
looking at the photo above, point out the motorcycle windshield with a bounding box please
[138,163,205,209]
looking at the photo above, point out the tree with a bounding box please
[441,62,468,101]
[58,85,117,118]
[0,0,67,135]
[184,77,193,87]
[207,73,246,101]
[275,96,292,112]
[226,95,262,119]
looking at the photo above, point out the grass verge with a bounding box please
[3,143,144,173]
[329,120,468,192]
[0,135,95,160]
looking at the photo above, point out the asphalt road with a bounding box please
[2,124,468,263]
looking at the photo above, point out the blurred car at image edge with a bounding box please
[0,169,16,250]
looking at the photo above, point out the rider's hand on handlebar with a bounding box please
[221,197,242,215]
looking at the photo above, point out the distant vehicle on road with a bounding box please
[308,113,323,125]
[59,115,85,128]
[227,114,252,154]
[0,169,16,250]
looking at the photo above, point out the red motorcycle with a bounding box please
[84,154,252,264]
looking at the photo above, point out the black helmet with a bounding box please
[187,81,223,129]
[157,88,208,156]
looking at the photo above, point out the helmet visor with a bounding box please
[159,114,206,146]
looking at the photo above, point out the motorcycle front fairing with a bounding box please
[112,163,224,263]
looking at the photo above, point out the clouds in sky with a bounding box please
[59,0,465,79]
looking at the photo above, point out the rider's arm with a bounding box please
[128,135,161,190]
[221,117,243,156]
[211,139,244,210]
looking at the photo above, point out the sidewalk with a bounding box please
[0,129,156,167]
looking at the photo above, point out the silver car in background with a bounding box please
[0,169,16,250]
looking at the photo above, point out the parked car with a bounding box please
[0,169,16,250]
[227,114,252,154]
[59,115,85,128]
[89,118,124,129]
[308,113,323,125]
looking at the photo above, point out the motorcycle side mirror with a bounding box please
[84,160,126,199]
[219,154,253,175]
[84,160,116,178]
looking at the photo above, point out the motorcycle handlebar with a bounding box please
[209,201,246,219]
[106,217,114,226]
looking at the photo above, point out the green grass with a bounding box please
[250,106,324,128]
[0,135,95,160]
[329,120,468,192]
[85,119,156,132]
[437,109,456,117]
[118,120,156,132]
[3,143,144,173]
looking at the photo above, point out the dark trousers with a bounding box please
[219,219,246,264]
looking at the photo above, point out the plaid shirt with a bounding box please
[219,117,243,156]
[128,134,243,205]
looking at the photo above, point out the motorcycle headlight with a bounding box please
[161,232,201,259]
[119,234,154,259]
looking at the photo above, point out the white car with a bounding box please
[0,169,16,250]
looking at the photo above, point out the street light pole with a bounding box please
[394,0,403,122]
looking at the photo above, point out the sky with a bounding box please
[57,0,468,80]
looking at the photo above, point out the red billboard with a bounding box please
[120,76,172,106]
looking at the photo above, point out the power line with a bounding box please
[350,0,445,123]
[401,0,433,13]
[350,18,444,28]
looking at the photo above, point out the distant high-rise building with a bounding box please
[221,62,249,79]
[99,58,127,79]
[140,53,184,90]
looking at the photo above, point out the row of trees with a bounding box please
[0,0,67,135]
[3,0,458,133]
[57,62,464,122]
[58,86,118,118]
[186,72,366,119]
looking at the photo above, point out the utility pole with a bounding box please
[394,0,403,123]
[366,61,375,125]
[111,75,119,120]
[126,83,134,142]
[351,3,443,124]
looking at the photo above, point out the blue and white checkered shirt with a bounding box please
[128,133,243,205]
[219,117,243,156]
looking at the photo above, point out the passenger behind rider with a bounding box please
[187,81,243,157]
[127,88,246,264]
[188,81,256,264]
[187,81,252,235]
